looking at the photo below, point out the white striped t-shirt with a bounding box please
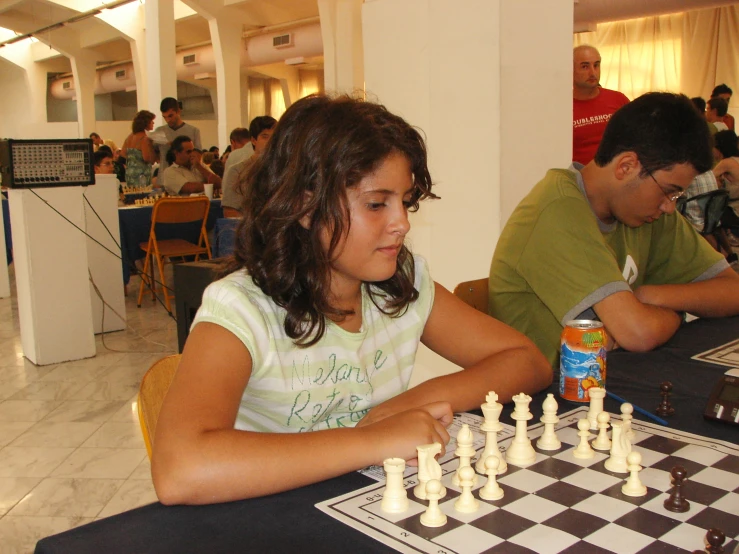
[191,254,435,433]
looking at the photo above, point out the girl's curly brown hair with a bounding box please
[221,94,438,346]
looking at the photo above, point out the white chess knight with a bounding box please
[505,393,536,466]
[604,421,631,473]
[414,443,446,500]
[476,391,507,474]
[452,424,478,487]
[536,393,561,450]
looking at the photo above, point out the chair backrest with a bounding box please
[453,278,489,313]
[137,354,181,459]
[152,196,210,225]
[679,189,729,234]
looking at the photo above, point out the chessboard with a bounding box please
[692,338,739,369]
[317,406,739,554]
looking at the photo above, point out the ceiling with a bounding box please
[0,0,736,74]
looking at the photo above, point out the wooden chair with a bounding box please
[453,278,489,313]
[137,354,181,459]
[137,196,212,314]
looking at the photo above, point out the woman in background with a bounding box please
[122,110,157,187]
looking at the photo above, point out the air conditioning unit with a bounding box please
[62,81,73,90]
[273,33,293,49]
[115,69,127,80]
[183,53,198,66]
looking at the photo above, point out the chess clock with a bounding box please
[704,368,739,425]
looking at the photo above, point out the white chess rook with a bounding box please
[476,391,508,474]
[506,393,536,466]
[452,424,478,487]
[587,387,606,430]
[536,393,561,450]
[381,458,409,513]
[414,443,446,500]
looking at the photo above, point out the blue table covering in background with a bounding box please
[119,199,223,285]
[213,217,239,258]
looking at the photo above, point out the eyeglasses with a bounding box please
[100,161,114,167]
[646,170,686,203]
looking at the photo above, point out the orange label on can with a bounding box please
[559,321,607,402]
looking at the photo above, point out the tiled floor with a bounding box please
[0,267,177,554]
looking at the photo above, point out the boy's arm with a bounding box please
[359,283,552,427]
[593,290,682,352]
[152,322,451,505]
[632,267,739,318]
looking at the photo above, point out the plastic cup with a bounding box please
[204,183,214,200]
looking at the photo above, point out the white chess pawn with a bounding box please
[573,419,595,459]
[591,411,611,451]
[587,387,606,430]
[505,393,536,466]
[536,393,561,451]
[452,424,478,487]
[476,392,507,475]
[453,466,479,513]
[621,451,647,497]
[621,403,635,440]
[420,479,447,527]
[381,458,409,513]
[478,456,504,501]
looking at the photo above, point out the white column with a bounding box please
[145,0,178,113]
[209,16,243,148]
[318,0,364,93]
[364,0,573,382]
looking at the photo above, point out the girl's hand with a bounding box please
[358,402,453,465]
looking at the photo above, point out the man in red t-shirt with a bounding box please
[573,45,629,165]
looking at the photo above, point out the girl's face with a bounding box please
[324,152,413,298]
[147,118,155,131]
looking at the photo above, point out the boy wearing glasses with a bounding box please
[93,151,115,175]
[489,92,739,368]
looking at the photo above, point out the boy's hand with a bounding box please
[358,402,453,465]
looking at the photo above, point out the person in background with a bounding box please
[221,117,276,217]
[153,97,202,175]
[705,97,729,132]
[93,150,115,175]
[691,97,718,138]
[122,110,157,188]
[683,130,738,259]
[572,45,630,165]
[209,159,225,179]
[202,152,216,166]
[209,146,220,160]
[89,132,104,152]
[711,84,734,132]
[490,92,739,368]
[150,94,551,505]
[162,135,221,196]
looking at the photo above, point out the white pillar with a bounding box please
[209,16,243,148]
[145,0,178,114]
[364,0,573,383]
[318,0,364,93]
[70,51,100,138]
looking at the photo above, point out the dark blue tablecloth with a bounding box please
[213,217,239,258]
[2,197,11,265]
[119,199,223,285]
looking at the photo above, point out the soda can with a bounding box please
[559,320,607,402]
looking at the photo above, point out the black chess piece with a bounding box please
[664,465,690,513]
[706,528,726,554]
[656,381,676,417]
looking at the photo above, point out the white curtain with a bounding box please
[574,5,739,113]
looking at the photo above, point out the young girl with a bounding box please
[152,95,551,505]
